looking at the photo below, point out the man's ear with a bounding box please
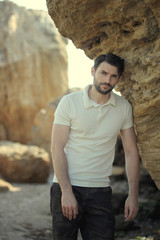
[91,66,95,76]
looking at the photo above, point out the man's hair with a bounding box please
[93,53,124,76]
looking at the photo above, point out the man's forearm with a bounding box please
[52,148,72,192]
[124,153,140,221]
[120,127,140,221]
[125,153,140,197]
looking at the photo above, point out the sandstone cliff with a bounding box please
[47,0,160,189]
[0,1,68,143]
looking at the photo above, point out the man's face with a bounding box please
[91,62,120,95]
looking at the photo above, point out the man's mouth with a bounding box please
[100,83,111,88]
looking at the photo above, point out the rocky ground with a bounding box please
[0,182,51,240]
[0,172,160,240]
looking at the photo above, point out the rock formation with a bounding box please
[0,1,68,143]
[0,141,50,183]
[47,0,160,189]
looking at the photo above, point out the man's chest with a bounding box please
[70,106,124,138]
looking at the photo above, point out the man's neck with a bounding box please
[88,85,111,105]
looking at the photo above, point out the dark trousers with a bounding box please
[50,183,115,240]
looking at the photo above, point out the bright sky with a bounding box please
[0,0,93,89]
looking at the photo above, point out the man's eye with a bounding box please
[112,75,118,78]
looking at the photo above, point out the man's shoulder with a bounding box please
[113,92,132,109]
[112,91,131,107]
[55,89,83,116]
[63,89,82,101]
[60,89,83,107]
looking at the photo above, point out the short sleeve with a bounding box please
[121,102,133,130]
[54,96,71,126]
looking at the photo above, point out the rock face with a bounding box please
[0,141,50,183]
[0,1,68,143]
[47,0,160,190]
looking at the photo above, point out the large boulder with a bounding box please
[0,1,68,144]
[0,141,50,183]
[46,0,160,190]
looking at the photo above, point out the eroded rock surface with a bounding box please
[0,1,68,143]
[47,0,160,189]
[0,141,50,183]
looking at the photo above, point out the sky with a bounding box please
[0,0,93,89]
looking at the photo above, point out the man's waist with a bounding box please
[53,175,110,188]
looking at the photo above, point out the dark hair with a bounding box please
[94,53,124,76]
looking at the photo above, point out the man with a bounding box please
[50,53,140,240]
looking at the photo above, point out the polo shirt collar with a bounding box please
[83,85,116,109]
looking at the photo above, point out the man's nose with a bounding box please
[104,75,111,84]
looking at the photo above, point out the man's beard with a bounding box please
[93,78,115,95]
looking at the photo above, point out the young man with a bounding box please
[50,53,140,240]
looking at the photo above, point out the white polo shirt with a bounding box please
[53,85,133,187]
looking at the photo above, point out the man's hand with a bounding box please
[61,189,78,220]
[124,195,139,222]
